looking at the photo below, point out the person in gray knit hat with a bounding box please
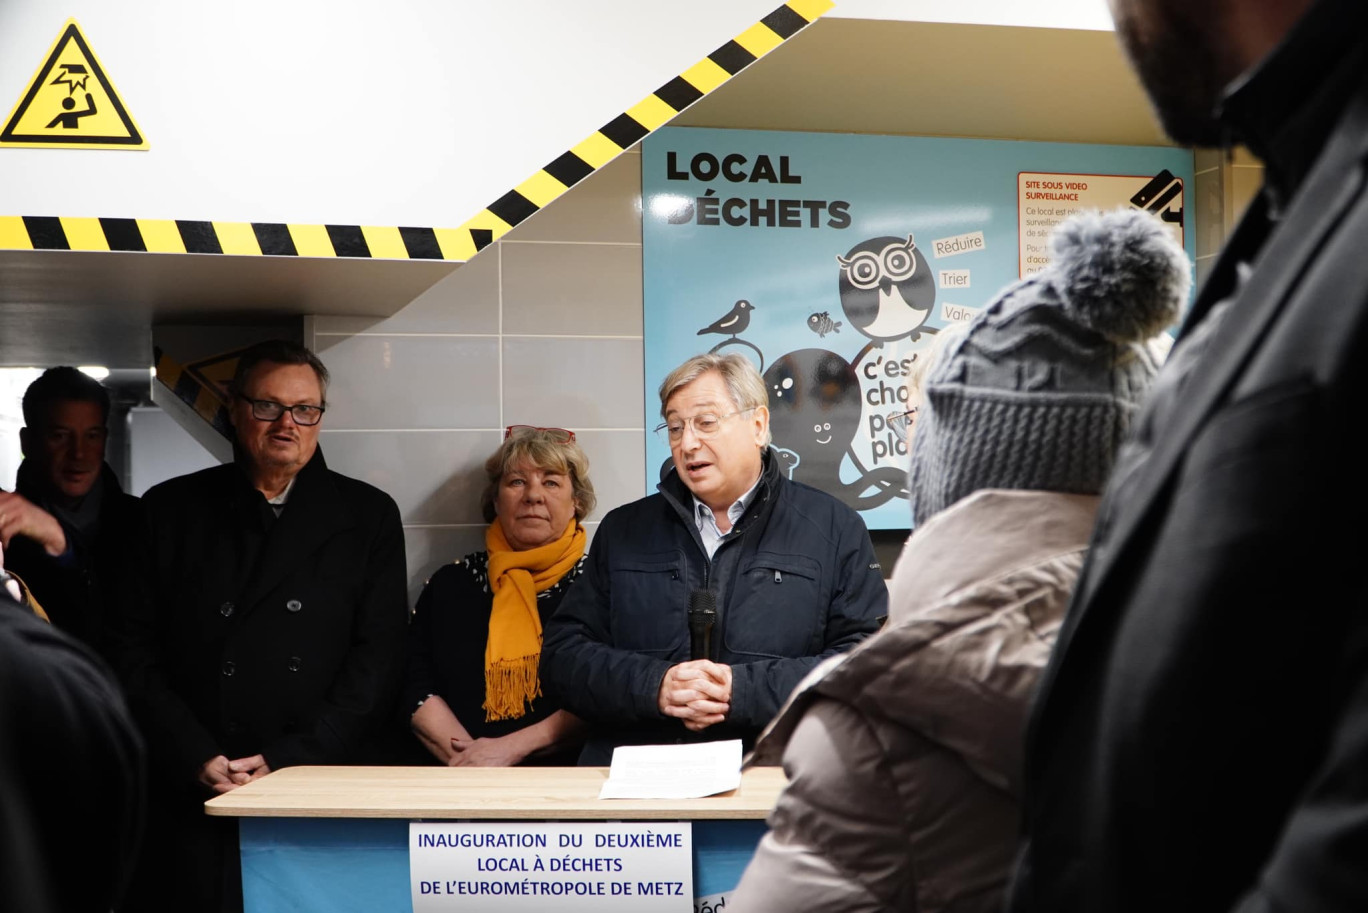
[910,207,1188,524]
[730,208,1190,913]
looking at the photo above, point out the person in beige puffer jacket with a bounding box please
[730,208,1191,912]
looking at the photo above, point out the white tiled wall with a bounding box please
[319,336,503,430]
[308,151,648,604]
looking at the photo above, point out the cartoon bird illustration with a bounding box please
[807,311,842,338]
[697,299,754,338]
[774,447,801,479]
[836,235,936,342]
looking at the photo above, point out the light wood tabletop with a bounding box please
[205,766,786,820]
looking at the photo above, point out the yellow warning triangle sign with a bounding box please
[0,19,147,149]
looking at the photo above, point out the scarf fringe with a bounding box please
[483,654,543,722]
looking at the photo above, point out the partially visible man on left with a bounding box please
[0,366,141,650]
[1,585,146,913]
[112,339,408,913]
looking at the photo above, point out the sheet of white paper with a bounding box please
[598,740,743,800]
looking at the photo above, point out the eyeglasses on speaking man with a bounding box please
[654,408,757,443]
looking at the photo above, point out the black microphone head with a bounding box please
[689,589,717,617]
[688,589,716,661]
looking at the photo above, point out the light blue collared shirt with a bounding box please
[693,474,762,559]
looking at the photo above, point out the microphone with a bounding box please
[688,589,717,661]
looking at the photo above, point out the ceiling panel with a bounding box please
[673,19,1167,146]
[0,249,457,367]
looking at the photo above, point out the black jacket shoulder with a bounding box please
[143,453,398,521]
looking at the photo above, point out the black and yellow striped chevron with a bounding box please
[0,0,831,262]
[152,347,234,439]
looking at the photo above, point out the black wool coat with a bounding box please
[113,448,408,780]
[1012,9,1368,913]
[5,461,144,654]
[0,595,146,913]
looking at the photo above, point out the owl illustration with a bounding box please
[836,235,936,341]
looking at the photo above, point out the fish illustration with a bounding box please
[888,408,916,444]
[807,311,842,338]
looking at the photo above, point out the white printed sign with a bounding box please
[930,230,986,259]
[940,302,982,324]
[938,269,971,289]
[695,890,730,912]
[410,821,693,912]
[1018,170,1185,277]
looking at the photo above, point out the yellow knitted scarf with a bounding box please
[483,517,585,721]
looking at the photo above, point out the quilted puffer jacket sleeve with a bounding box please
[731,700,911,913]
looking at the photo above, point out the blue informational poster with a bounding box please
[642,127,1194,530]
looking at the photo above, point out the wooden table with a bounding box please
[207,764,786,819]
[206,766,785,912]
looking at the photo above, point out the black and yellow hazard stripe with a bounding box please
[152,348,234,441]
[0,0,831,262]
[0,216,481,260]
[479,0,833,241]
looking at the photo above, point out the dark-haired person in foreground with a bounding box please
[0,366,142,651]
[1011,1,1368,911]
[0,587,145,913]
[113,340,408,912]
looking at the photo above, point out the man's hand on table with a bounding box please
[228,754,271,785]
[198,753,271,794]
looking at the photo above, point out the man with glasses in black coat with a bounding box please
[113,339,407,912]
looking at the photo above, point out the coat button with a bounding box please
[287,656,302,672]
[222,661,236,677]
[286,599,302,612]
[219,601,235,617]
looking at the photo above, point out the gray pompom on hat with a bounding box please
[908,208,1191,525]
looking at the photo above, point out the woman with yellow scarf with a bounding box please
[404,426,594,766]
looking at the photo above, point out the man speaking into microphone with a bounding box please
[542,354,886,764]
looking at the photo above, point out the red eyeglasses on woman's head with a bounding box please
[504,425,576,443]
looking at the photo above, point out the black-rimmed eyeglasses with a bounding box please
[244,398,326,426]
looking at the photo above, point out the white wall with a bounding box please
[829,0,1113,30]
[127,405,218,495]
[0,0,789,228]
[0,368,43,491]
[305,150,648,604]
